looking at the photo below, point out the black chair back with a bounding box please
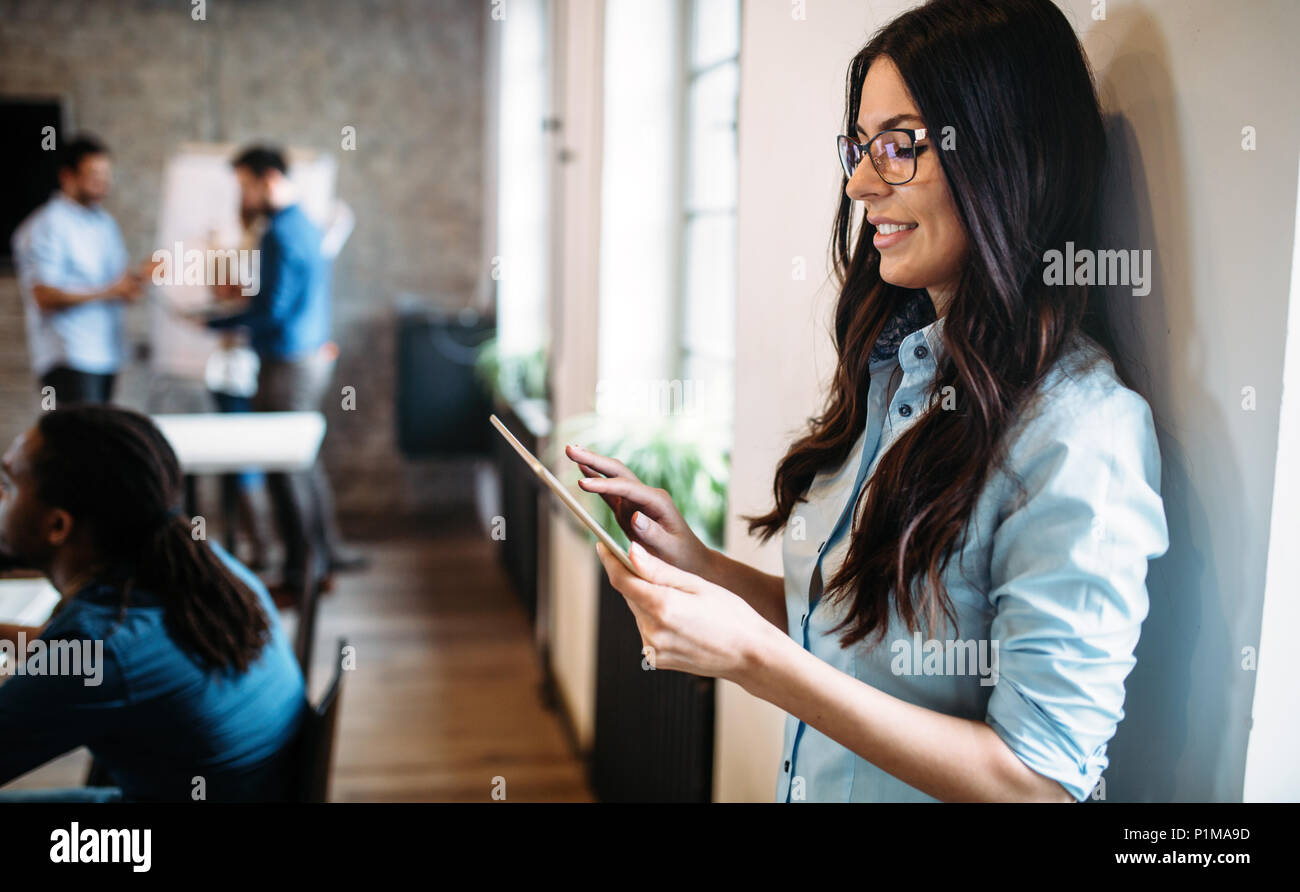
[294,544,325,685]
[294,637,347,802]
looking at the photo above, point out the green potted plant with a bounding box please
[474,336,550,407]
[551,413,730,551]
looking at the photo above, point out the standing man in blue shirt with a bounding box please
[11,135,146,404]
[207,145,365,598]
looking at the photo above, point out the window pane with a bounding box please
[599,0,681,389]
[691,0,740,70]
[681,212,735,363]
[678,0,738,425]
[685,60,738,213]
[682,350,734,421]
[497,0,551,356]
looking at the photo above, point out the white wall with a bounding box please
[1245,156,1300,801]
[719,0,1300,801]
[597,0,682,394]
[1064,0,1298,801]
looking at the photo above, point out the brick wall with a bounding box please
[0,0,487,529]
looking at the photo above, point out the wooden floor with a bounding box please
[3,514,593,803]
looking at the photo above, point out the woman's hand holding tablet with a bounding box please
[489,415,643,577]
[492,419,780,683]
[563,443,716,580]
[591,538,781,683]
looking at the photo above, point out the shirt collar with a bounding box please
[52,189,104,218]
[73,580,164,608]
[919,314,946,362]
[869,290,939,365]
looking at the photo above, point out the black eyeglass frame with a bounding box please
[837,128,929,185]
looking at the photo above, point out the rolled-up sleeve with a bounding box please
[14,215,65,293]
[984,384,1169,801]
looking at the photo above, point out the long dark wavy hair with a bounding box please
[33,405,271,673]
[747,0,1122,648]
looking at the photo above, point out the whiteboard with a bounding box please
[149,144,341,379]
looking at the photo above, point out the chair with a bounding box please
[292,636,348,803]
[293,544,325,685]
[84,754,112,788]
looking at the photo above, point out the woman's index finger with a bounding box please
[566,445,632,479]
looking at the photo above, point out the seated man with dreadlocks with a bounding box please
[0,405,307,802]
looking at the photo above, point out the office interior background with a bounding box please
[0,0,1296,802]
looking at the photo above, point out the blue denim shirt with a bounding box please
[0,544,307,802]
[776,301,1169,802]
[11,192,128,376]
[208,204,331,360]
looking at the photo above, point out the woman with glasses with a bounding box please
[569,0,1168,802]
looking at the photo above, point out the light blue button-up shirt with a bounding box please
[775,299,1169,802]
[11,192,129,376]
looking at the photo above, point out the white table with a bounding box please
[151,411,326,474]
[0,577,60,628]
[151,410,326,557]
[0,577,60,671]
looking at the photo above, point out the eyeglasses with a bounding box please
[837,128,928,185]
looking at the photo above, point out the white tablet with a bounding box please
[489,414,643,578]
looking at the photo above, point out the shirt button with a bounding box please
[913,344,929,359]
[898,403,912,417]
[784,760,791,772]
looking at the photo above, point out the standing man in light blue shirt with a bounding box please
[11,135,144,404]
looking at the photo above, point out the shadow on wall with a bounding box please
[1087,10,1241,802]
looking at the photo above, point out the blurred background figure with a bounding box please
[205,205,274,572]
[206,146,366,598]
[11,135,146,405]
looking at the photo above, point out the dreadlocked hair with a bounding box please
[32,404,271,673]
